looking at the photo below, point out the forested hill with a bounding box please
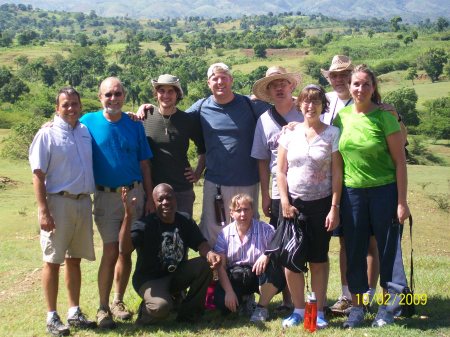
[1,0,449,21]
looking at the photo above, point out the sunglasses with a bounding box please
[104,91,123,98]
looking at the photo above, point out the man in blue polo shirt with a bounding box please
[80,77,154,329]
[186,63,269,248]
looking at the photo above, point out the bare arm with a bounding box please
[198,240,221,269]
[380,103,408,146]
[185,153,205,183]
[118,188,136,255]
[276,145,298,218]
[32,170,55,232]
[140,159,155,214]
[325,151,343,231]
[386,131,410,224]
[258,159,271,218]
[217,255,239,312]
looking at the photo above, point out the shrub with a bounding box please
[1,116,47,160]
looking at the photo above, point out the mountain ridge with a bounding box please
[1,0,449,21]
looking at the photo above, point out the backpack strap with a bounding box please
[407,215,414,292]
[269,106,288,127]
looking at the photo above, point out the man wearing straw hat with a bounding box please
[250,65,303,313]
[251,66,303,228]
[139,74,206,217]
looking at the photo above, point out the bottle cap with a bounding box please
[309,292,317,301]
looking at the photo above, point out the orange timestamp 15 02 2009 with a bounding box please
[356,292,427,306]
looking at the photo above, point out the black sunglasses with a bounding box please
[104,91,123,98]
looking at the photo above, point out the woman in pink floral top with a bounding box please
[277,84,343,329]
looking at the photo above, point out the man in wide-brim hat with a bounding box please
[251,65,304,313]
[252,66,301,103]
[137,74,206,217]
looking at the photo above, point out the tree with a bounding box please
[405,67,417,85]
[418,97,450,139]
[160,35,173,56]
[419,48,448,82]
[0,66,29,103]
[403,36,413,46]
[390,16,402,32]
[435,17,449,32]
[368,29,374,38]
[384,87,419,126]
[253,44,266,58]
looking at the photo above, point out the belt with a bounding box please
[55,191,90,200]
[96,181,140,193]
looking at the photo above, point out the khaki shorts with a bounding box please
[93,184,145,244]
[40,194,95,264]
[199,180,259,248]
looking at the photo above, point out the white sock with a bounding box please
[47,311,57,323]
[113,293,122,303]
[366,287,376,301]
[342,285,351,299]
[293,308,305,317]
[318,311,325,319]
[67,306,79,319]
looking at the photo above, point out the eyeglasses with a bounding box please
[104,91,123,98]
[302,100,322,106]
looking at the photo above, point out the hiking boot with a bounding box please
[372,306,394,327]
[282,312,303,328]
[47,313,70,336]
[330,296,352,315]
[67,308,97,329]
[250,306,269,322]
[111,300,132,320]
[343,306,365,328]
[96,308,116,329]
[239,294,256,317]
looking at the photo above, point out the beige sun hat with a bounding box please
[252,66,301,103]
[151,74,183,98]
[320,55,354,78]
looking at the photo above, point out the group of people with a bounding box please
[29,54,411,336]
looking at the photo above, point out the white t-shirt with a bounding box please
[251,106,303,198]
[278,124,340,201]
[321,91,353,125]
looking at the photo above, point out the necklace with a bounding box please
[159,107,176,135]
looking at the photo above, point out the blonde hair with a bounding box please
[229,193,254,211]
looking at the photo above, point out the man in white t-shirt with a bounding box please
[250,65,303,311]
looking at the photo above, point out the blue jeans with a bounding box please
[341,183,407,300]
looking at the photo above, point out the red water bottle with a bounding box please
[304,292,317,332]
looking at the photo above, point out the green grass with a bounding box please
[0,136,449,336]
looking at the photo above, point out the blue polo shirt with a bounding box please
[80,110,152,188]
[187,94,269,186]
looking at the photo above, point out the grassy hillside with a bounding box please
[0,136,449,336]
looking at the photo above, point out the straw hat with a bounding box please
[252,66,301,103]
[151,74,183,98]
[320,55,354,78]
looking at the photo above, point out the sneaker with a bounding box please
[274,304,294,314]
[67,308,97,329]
[111,300,132,320]
[239,294,256,316]
[343,306,365,328]
[372,306,394,327]
[47,313,70,336]
[282,313,303,328]
[317,316,328,329]
[330,296,352,315]
[96,308,116,329]
[250,306,269,322]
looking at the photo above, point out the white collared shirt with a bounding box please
[29,115,95,194]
